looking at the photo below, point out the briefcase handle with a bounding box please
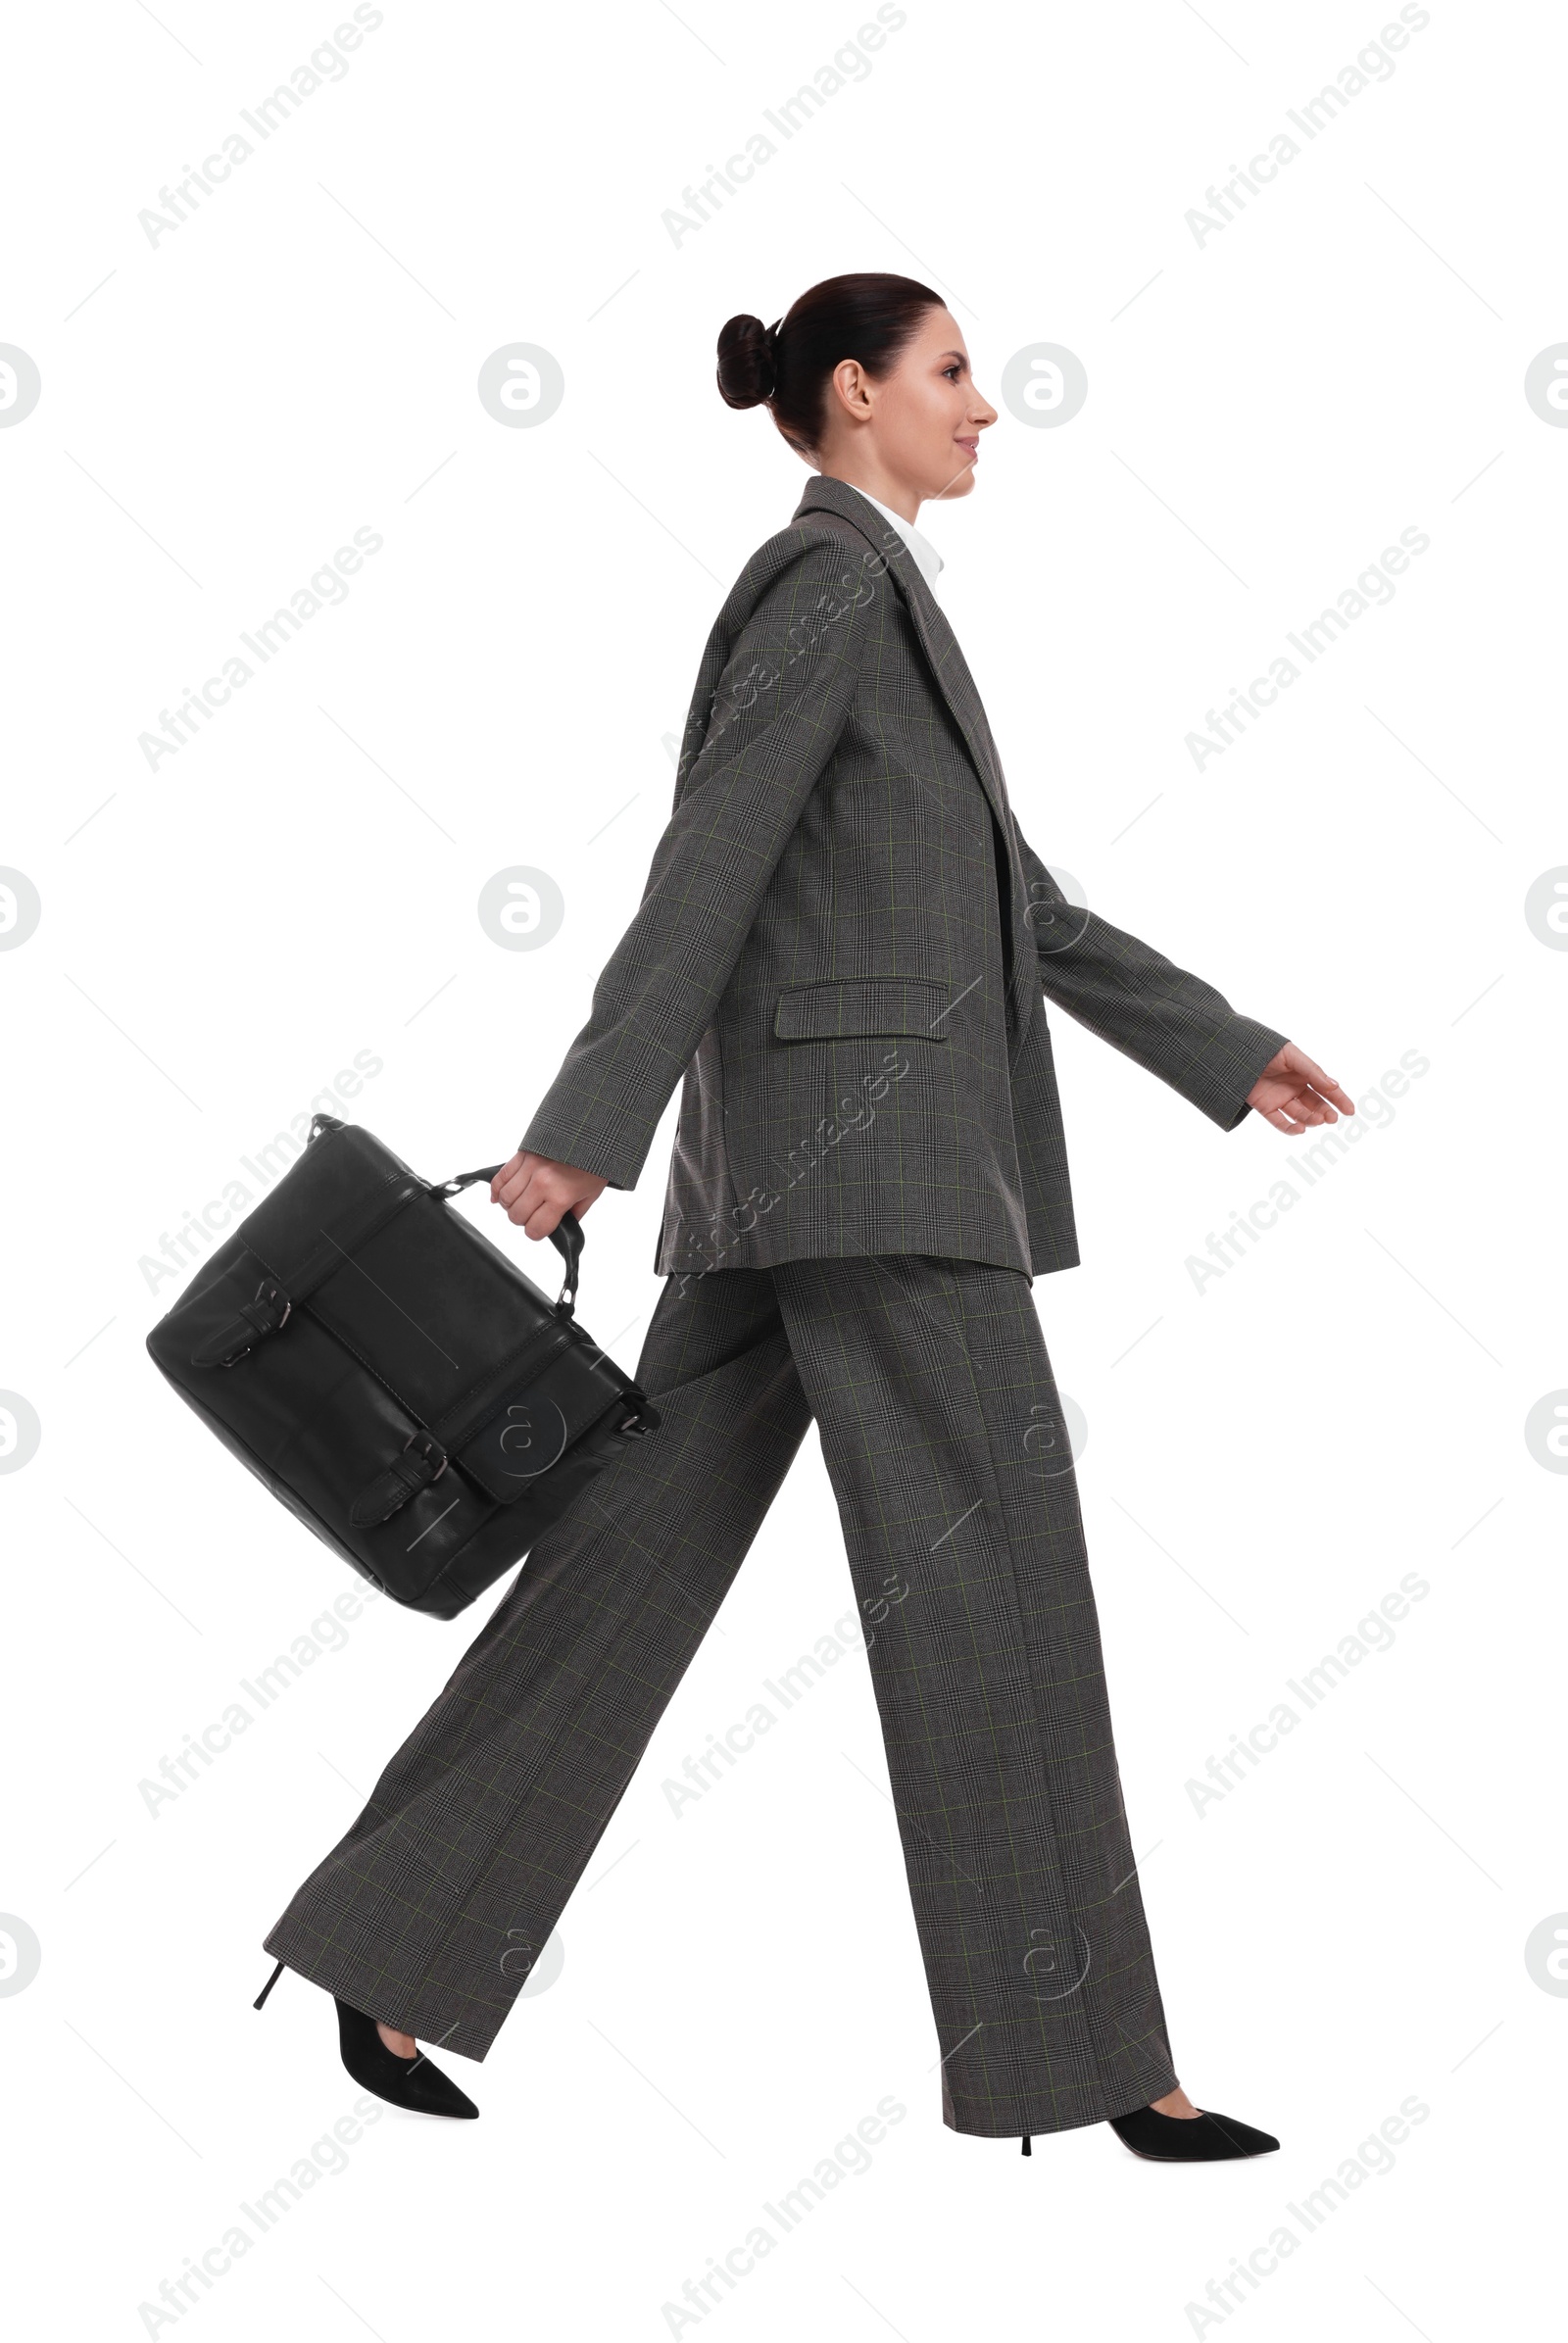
[433,1162,583,1316]
[305,1114,584,1315]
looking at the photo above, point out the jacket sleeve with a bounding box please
[1012,820,1288,1132]
[518,539,870,1189]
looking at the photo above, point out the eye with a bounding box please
[943,364,963,382]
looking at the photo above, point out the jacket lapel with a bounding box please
[793,476,1006,811]
[792,474,1037,1058]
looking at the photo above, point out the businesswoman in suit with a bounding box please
[262,273,1352,2161]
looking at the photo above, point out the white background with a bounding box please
[3,1,1562,2336]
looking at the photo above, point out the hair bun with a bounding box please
[716,313,778,409]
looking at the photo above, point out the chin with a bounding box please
[935,470,978,502]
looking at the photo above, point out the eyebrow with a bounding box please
[936,350,967,365]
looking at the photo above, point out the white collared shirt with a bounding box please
[851,487,945,596]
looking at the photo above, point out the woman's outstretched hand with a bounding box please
[490,1150,608,1239]
[1247,1044,1356,1135]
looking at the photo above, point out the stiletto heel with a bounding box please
[1020,2134,1031,2156]
[252,1957,478,2118]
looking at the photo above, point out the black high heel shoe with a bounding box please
[255,1959,479,2120]
[1018,2105,1280,2158]
[1104,2104,1278,2161]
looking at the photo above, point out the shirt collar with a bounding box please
[844,486,945,595]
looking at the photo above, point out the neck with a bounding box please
[816,461,921,526]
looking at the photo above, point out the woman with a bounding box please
[259,273,1351,2161]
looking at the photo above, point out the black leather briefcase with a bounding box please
[145,1113,660,1619]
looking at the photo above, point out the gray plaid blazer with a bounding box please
[520,474,1287,1278]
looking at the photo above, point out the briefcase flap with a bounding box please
[302,1192,562,1428]
[453,1345,644,1504]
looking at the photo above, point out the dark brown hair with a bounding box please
[716,271,944,456]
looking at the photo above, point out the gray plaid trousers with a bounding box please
[264,1255,1178,2138]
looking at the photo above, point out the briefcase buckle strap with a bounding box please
[259,1282,291,1330]
[188,1164,426,1373]
[402,1429,448,1483]
[348,1429,450,1527]
[196,1279,293,1369]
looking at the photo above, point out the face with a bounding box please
[821,307,997,502]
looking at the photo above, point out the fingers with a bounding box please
[520,1197,568,1241]
[1284,1048,1357,1117]
[1250,1087,1304,1133]
[519,1191,598,1240]
[492,1152,568,1225]
[493,1166,533,1214]
[1284,1086,1333,1128]
[493,1155,596,1237]
[491,1154,548,1229]
[1292,1083,1355,1126]
[490,1148,609,1238]
[1252,1064,1359,1134]
[1256,1082,1325,1133]
[489,1150,526,1206]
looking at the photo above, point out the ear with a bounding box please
[829,357,874,425]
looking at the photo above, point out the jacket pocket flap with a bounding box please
[773,975,951,1042]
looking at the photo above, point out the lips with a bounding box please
[956,438,979,460]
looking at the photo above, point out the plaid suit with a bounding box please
[519,474,1287,1274]
[265,479,1286,2136]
